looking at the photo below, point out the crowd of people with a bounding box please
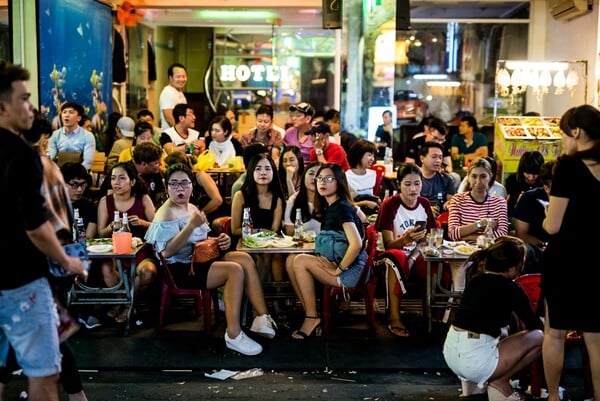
[2,58,600,401]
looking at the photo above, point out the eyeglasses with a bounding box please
[68,181,88,190]
[167,180,192,189]
[315,176,336,183]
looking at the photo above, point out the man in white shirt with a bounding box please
[47,101,96,170]
[159,63,187,130]
[160,103,202,156]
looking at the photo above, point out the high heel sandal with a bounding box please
[291,315,322,340]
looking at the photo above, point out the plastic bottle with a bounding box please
[242,207,253,240]
[294,208,304,242]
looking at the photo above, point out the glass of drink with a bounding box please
[112,232,132,254]
[426,232,436,248]
[434,228,444,248]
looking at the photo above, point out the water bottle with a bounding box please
[242,207,253,240]
[294,208,304,242]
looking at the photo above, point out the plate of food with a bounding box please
[243,237,269,248]
[250,231,277,242]
[270,239,296,248]
[454,245,480,256]
[442,240,469,249]
[87,244,113,253]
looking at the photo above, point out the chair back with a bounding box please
[514,273,541,313]
[370,164,387,198]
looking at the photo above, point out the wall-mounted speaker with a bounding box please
[396,0,411,31]
[322,0,342,29]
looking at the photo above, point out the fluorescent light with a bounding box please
[426,81,461,87]
[414,74,448,80]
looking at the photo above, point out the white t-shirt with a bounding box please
[162,126,200,147]
[345,169,376,199]
[159,85,187,130]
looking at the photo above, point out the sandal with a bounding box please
[291,315,322,340]
[387,324,410,337]
[107,305,123,318]
[114,306,131,324]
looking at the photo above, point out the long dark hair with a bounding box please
[313,163,354,219]
[516,151,544,185]
[466,236,525,281]
[109,161,148,197]
[278,145,304,198]
[559,104,600,163]
[241,153,284,207]
[292,161,321,223]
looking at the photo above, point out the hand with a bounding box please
[192,138,205,152]
[128,215,140,226]
[217,233,231,250]
[190,210,209,228]
[63,256,88,281]
[286,165,296,177]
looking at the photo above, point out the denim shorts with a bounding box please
[442,326,499,388]
[0,278,61,377]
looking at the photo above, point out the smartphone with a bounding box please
[414,221,427,232]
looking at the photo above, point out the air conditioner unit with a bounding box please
[550,0,591,21]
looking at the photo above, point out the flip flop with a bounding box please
[387,324,410,337]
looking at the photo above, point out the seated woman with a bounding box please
[505,151,544,217]
[207,114,243,168]
[96,161,158,323]
[286,163,368,339]
[374,163,436,337]
[283,161,322,236]
[145,163,276,356]
[164,152,225,221]
[443,236,543,401]
[345,139,380,216]
[447,157,509,292]
[277,145,304,199]
[457,156,507,198]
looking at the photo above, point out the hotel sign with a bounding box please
[219,64,291,83]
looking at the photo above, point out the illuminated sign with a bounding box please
[219,64,290,83]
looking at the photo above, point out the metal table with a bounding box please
[67,244,143,336]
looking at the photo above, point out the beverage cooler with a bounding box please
[494,115,563,181]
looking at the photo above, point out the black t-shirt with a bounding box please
[1,129,50,289]
[322,199,364,239]
[512,187,550,242]
[375,125,391,159]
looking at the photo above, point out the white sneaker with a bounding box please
[224,331,262,356]
[250,314,277,339]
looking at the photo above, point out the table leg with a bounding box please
[115,258,136,336]
[426,260,432,333]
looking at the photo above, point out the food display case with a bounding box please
[494,115,563,180]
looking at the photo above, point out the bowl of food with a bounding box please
[250,230,277,243]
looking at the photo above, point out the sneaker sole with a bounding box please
[250,329,275,339]
[225,342,262,356]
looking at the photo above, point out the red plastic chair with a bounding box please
[370,164,387,198]
[514,274,592,397]
[157,252,216,334]
[322,223,380,335]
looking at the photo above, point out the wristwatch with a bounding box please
[476,220,483,229]
[316,149,323,156]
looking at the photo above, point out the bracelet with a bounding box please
[338,263,347,271]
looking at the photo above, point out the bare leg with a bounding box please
[135,259,157,294]
[101,259,119,288]
[488,329,544,395]
[543,306,567,401]
[387,265,406,331]
[223,252,269,316]
[582,332,600,401]
[28,375,59,401]
[285,255,305,308]
[206,261,244,338]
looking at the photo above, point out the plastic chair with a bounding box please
[514,274,592,397]
[157,252,216,334]
[321,223,380,335]
[370,164,387,198]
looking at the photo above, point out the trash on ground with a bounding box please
[204,369,239,380]
[231,368,264,380]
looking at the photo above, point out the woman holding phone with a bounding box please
[374,163,436,337]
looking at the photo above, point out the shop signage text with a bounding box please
[219,64,290,83]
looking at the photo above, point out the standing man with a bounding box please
[159,63,188,130]
[307,121,351,171]
[375,109,393,160]
[0,60,86,401]
[283,102,315,164]
[47,101,96,170]
[451,115,488,166]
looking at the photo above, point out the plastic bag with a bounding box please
[194,150,216,172]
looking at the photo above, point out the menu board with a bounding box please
[494,116,562,177]
[496,116,562,139]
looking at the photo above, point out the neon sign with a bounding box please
[219,64,290,82]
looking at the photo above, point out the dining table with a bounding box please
[67,239,144,336]
[420,244,472,333]
[206,166,245,195]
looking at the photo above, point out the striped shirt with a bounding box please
[447,191,508,241]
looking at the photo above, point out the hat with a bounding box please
[289,102,315,117]
[117,116,135,138]
[306,121,332,136]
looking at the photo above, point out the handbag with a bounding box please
[48,241,88,277]
[192,237,221,264]
[314,230,349,264]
